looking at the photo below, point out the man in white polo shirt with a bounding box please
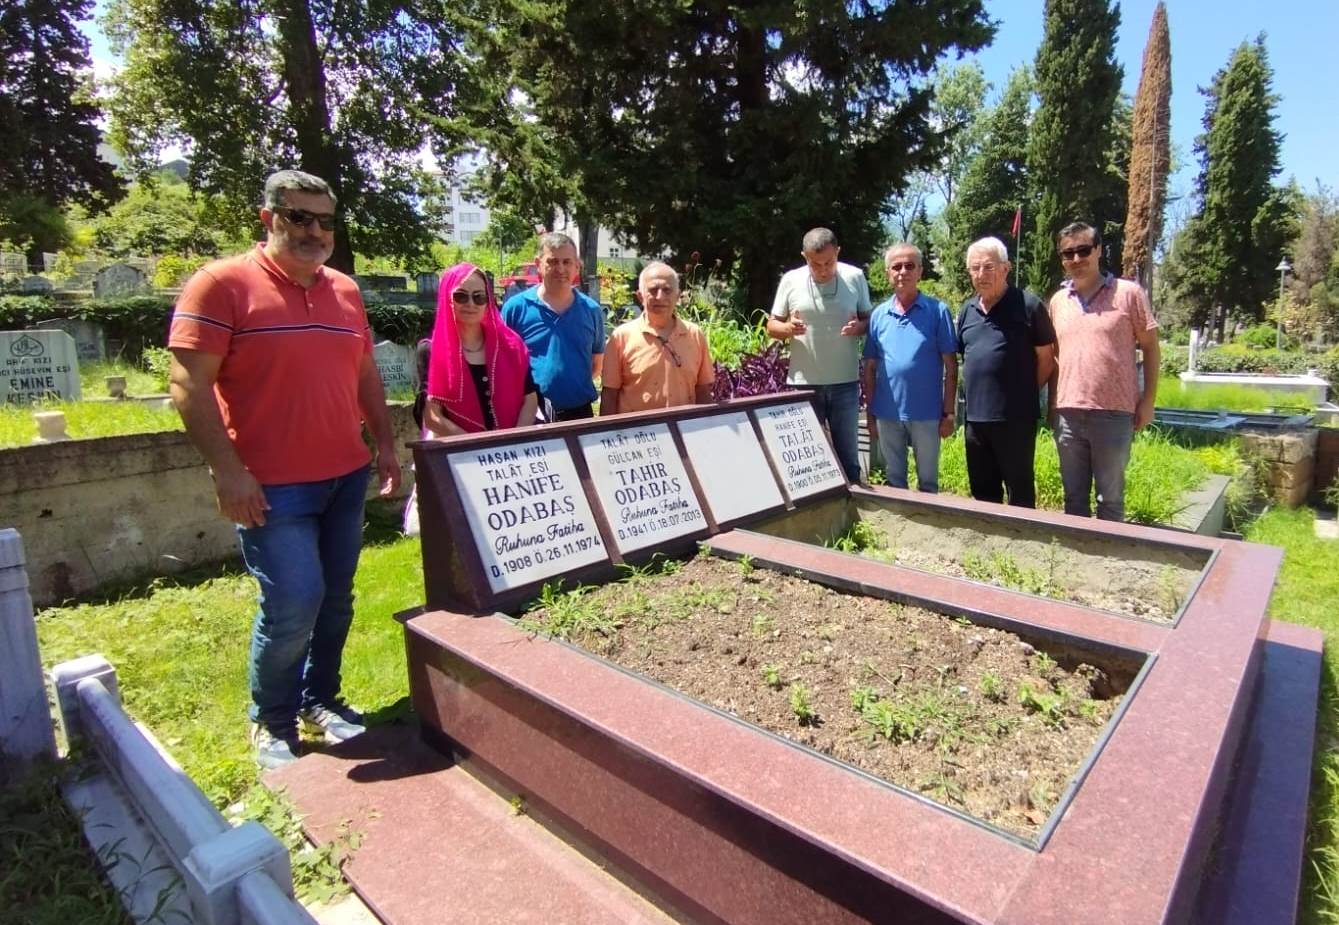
[766,227,873,482]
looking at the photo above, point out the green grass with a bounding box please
[919,425,1216,525]
[1243,507,1339,925]
[1162,381,1316,413]
[0,399,182,448]
[79,359,165,398]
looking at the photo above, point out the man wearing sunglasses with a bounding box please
[601,262,714,414]
[168,169,401,769]
[501,232,605,422]
[1046,221,1160,521]
[861,243,958,493]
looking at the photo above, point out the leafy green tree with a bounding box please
[1175,37,1299,334]
[0,0,123,265]
[1284,185,1339,340]
[461,0,993,312]
[942,67,1033,299]
[82,170,247,258]
[1122,1,1171,289]
[1025,0,1124,294]
[103,0,469,273]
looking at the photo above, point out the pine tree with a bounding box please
[1177,37,1299,334]
[1025,0,1124,294]
[1122,2,1171,289]
[942,67,1033,300]
[0,0,123,265]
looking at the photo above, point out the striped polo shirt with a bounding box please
[168,245,373,484]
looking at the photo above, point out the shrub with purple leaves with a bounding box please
[712,342,791,400]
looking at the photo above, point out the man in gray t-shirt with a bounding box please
[767,226,873,482]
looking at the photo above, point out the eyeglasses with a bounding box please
[656,335,682,367]
[275,208,337,231]
[1059,244,1097,261]
[451,290,489,306]
[967,262,1000,275]
[887,262,919,272]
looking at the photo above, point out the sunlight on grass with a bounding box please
[79,359,165,398]
[0,400,182,448]
[1163,381,1316,413]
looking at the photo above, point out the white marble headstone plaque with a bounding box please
[448,438,605,592]
[373,341,414,391]
[578,423,706,553]
[1,330,81,405]
[677,412,783,524]
[755,401,846,498]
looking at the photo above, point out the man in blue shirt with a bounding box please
[861,243,958,492]
[501,232,605,421]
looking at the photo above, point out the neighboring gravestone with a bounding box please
[93,263,148,298]
[0,252,25,275]
[34,319,107,363]
[755,401,846,498]
[678,411,784,524]
[1,330,81,404]
[19,276,52,294]
[579,423,707,553]
[373,341,414,392]
[416,272,440,297]
[447,438,606,593]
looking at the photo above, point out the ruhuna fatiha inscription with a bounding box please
[755,401,846,498]
[579,423,705,553]
[448,438,605,592]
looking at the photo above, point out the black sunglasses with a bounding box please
[452,289,489,306]
[276,207,337,231]
[1059,244,1097,261]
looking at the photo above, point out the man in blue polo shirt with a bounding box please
[501,232,605,421]
[861,243,958,492]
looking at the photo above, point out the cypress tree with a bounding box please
[1178,37,1298,333]
[1025,0,1124,294]
[1122,2,1171,289]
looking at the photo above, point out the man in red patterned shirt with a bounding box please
[168,170,400,768]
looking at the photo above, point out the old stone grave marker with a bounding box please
[19,276,52,294]
[34,318,107,363]
[1,330,81,404]
[754,400,846,498]
[578,423,706,553]
[93,263,147,299]
[416,272,440,296]
[373,341,414,392]
[447,438,606,593]
[678,411,783,524]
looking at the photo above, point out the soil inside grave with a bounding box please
[521,554,1132,840]
[752,497,1208,622]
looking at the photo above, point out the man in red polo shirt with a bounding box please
[168,170,400,768]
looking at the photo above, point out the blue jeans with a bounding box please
[1055,409,1134,521]
[237,465,370,732]
[876,418,942,492]
[808,382,862,482]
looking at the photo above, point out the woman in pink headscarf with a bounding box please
[423,263,538,435]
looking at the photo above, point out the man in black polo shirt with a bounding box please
[956,236,1056,508]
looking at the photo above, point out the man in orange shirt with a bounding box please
[600,262,714,414]
[168,170,400,768]
[1046,221,1160,521]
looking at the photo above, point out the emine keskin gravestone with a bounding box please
[2,331,81,405]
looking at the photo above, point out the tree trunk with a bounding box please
[576,210,600,302]
[271,0,353,273]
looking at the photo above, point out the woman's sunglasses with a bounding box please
[452,290,489,306]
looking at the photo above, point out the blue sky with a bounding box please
[80,0,1334,198]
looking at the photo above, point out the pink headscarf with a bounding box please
[426,263,531,432]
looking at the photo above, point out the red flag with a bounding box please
[1010,207,1022,238]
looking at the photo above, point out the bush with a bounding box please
[1237,324,1282,350]
[364,301,434,345]
[141,346,173,390]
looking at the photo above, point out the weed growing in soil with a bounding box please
[978,672,1004,702]
[1157,565,1183,615]
[521,581,618,639]
[789,683,818,724]
[1018,683,1067,728]
[961,546,1064,597]
[828,519,894,561]
[737,554,755,578]
[1031,652,1057,675]
[762,664,783,689]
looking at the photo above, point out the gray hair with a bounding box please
[801,227,838,253]
[966,236,1009,265]
[537,231,577,255]
[263,170,336,209]
[885,242,923,268]
[638,260,680,290]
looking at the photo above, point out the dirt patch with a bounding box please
[753,496,1207,622]
[521,554,1131,841]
